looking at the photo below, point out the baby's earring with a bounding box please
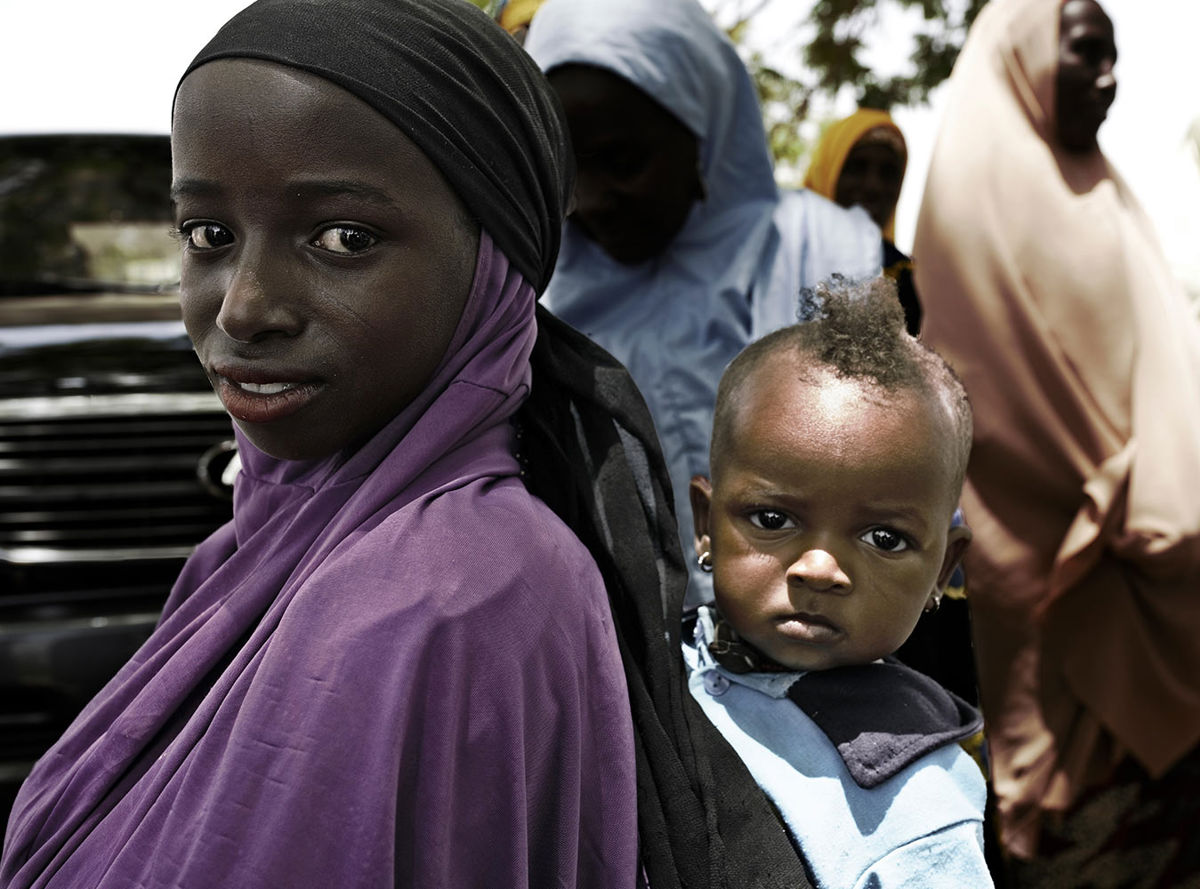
[698,551,714,573]
[924,594,941,614]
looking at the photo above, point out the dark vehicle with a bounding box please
[0,134,235,821]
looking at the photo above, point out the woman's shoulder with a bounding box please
[774,188,882,282]
[433,475,592,556]
[775,188,878,240]
[340,476,605,617]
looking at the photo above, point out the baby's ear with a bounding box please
[936,522,972,592]
[689,475,713,558]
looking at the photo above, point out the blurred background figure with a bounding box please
[915,0,1200,886]
[523,0,881,608]
[804,109,921,334]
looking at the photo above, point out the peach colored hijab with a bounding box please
[915,0,1200,858]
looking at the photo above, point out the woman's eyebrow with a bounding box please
[170,177,221,204]
[289,179,403,208]
[169,178,402,209]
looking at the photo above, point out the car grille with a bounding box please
[0,393,234,604]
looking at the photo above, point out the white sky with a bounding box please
[4,0,1197,291]
[1,1,254,135]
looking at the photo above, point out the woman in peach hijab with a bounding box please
[915,0,1200,884]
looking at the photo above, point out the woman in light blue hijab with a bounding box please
[525,0,881,607]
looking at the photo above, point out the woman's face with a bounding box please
[548,64,702,265]
[1055,0,1118,153]
[834,140,904,233]
[172,60,478,461]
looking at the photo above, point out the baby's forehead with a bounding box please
[748,360,875,409]
[795,370,877,423]
[742,361,950,442]
[731,363,960,490]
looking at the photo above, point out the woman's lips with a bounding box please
[775,612,841,644]
[214,374,322,425]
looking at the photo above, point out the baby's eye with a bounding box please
[180,222,234,250]
[860,527,910,553]
[748,510,795,531]
[312,226,377,255]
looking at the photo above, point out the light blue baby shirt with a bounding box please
[684,609,994,889]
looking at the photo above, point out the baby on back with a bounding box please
[685,277,993,888]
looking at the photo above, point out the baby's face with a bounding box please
[694,364,967,672]
[172,60,478,461]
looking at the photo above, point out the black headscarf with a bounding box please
[180,2,812,884]
[179,0,570,294]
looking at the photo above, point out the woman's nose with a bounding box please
[571,170,614,218]
[787,547,851,593]
[862,168,888,198]
[216,250,302,344]
[1095,54,1117,93]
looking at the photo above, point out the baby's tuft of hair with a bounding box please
[798,275,919,388]
[712,275,972,488]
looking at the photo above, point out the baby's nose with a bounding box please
[787,547,851,593]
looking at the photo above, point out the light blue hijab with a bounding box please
[525,0,881,605]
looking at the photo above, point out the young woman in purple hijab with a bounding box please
[0,1,641,885]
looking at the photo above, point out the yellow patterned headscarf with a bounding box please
[803,108,906,240]
[498,0,547,33]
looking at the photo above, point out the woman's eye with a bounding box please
[1068,37,1114,68]
[860,527,909,552]
[598,148,644,179]
[312,226,377,255]
[182,222,234,250]
[748,510,795,531]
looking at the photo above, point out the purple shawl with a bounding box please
[1,234,637,887]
